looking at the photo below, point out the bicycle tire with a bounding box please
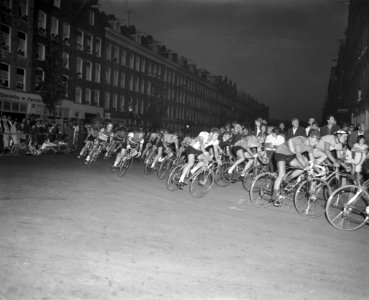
[214,163,232,187]
[190,169,214,198]
[294,178,331,218]
[118,157,133,177]
[327,172,355,193]
[249,172,276,208]
[144,151,155,175]
[326,185,369,231]
[157,158,172,180]
[166,165,183,191]
[242,165,264,192]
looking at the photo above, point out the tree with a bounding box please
[38,39,66,114]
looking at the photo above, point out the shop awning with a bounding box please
[0,88,43,103]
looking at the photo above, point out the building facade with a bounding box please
[325,0,369,127]
[1,0,268,130]
[0,0,44,118]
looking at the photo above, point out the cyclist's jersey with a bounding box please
[114,130,126,141]
[98,128,114,142]
[276,136,313,156]
[235,135,259,149]
[191,131,219,150]
[163,133,178,146]
[231,132,242,145]
[127,132,144,148]
[315,135,341,152]
[218,135,232,149]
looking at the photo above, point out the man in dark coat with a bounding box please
[320,115,340,136]
[286,118,306,140]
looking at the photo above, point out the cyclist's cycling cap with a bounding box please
[309,129,321,139]
[334,130,348,135]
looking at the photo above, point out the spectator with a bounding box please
[348,123,369,149]
[286,118,306,140]
[278,122,287,138]
[1,115,11,155]
[264,128,285,172]
[305,117,316,136]
[320,115,340,136]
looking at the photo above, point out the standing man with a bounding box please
[1,115,11,155]
[286,118,306,140]
[320,115,340,137]
[305,117,316,136]
[348,123,369,149]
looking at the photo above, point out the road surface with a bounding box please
[0,154,368,299]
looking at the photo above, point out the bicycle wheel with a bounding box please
[249,172,276,208]
[214,162,231,187]
[144,152,155,175]
[118,157,133,177]
[157,158,173,180]
[190,169,214,198]
[166,165,183,191]
[242,165,264,192]
[326,185,369,231]
[327,173,355,193]
[294,178,331,218]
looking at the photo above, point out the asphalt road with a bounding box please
[0,154,368,300]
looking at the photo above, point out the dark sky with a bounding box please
[100,0,348,122]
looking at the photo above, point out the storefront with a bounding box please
[0,88,44,118]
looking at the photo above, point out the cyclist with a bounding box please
[112,129,145,171]
[272,129,320,206]
[77,124,98,159]
[313,130,349,167]
[84,122,114,164]
[178,128,220,189]
[142,131,159,160]
[104,126,127,159]
[150,130,179,168]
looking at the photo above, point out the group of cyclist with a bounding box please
[76,116,369,204]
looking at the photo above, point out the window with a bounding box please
[94,63,100,83]
[61,75,69,97]
[76,57,83,78]
[36,43,45,60]
[85,88,91,104]
[54,0,60,8]
[62,52,69,69]
[140,100,144,114]
[104,92,110,109]
[112,93,118,110]
[0,24,11,51]
[135,77,139,92]
[105,67,111,84]
[113,46,119,63]
[95,38,101,57]
[35,68,44,91]
[140,79,145,94]
[129,54,134,68]
[19,0,28,21]
[141,59,145,72]
[135,56,140,71]
[17,31,26,56]
[86,34,92,54]
[93,90,100,106]
[85,60,92,81]
[37,10,46,35]
[2,0,12,14]
[106,43,111,60]
[119,95,125,112]
[120,72,125,88]
[113,70,118,86]
[50,17,59,39]
[147,61,152,74]
[0,63,9,88]
[147,81,151,95]
[75,86,82,103]
[121,49,126,66]
[89,10,95,25]
[62,22,70,43]
[128,74,133,90]
[76,29,83,50]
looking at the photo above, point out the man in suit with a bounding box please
[348,123,369,149]
[286,118,306,140]
[320,115,340,136]
[305,117,316,136]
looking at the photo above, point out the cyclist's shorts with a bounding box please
[186,145,202,156]
[274,153,295,164]
[157,140,164,148]
[232,145,246,155]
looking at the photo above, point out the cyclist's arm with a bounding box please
[295,144,309,167]
[324,142,339,166]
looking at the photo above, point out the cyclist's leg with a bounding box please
[179,153,195,183]
[285,157,307,182]
[228,148,245,174]
[113,147,126,168]
[313,148,327,165]
[273,159,286,200]
[241,152,254,176]
[151,146,163,167]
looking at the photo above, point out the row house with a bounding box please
[32,0,105,121]
[326,0,369,127]
[0,0,44,118]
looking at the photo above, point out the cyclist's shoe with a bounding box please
[77,155,81,159]
[111,166,118,172]
[177,182,185,190]
[274,196,283,207]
